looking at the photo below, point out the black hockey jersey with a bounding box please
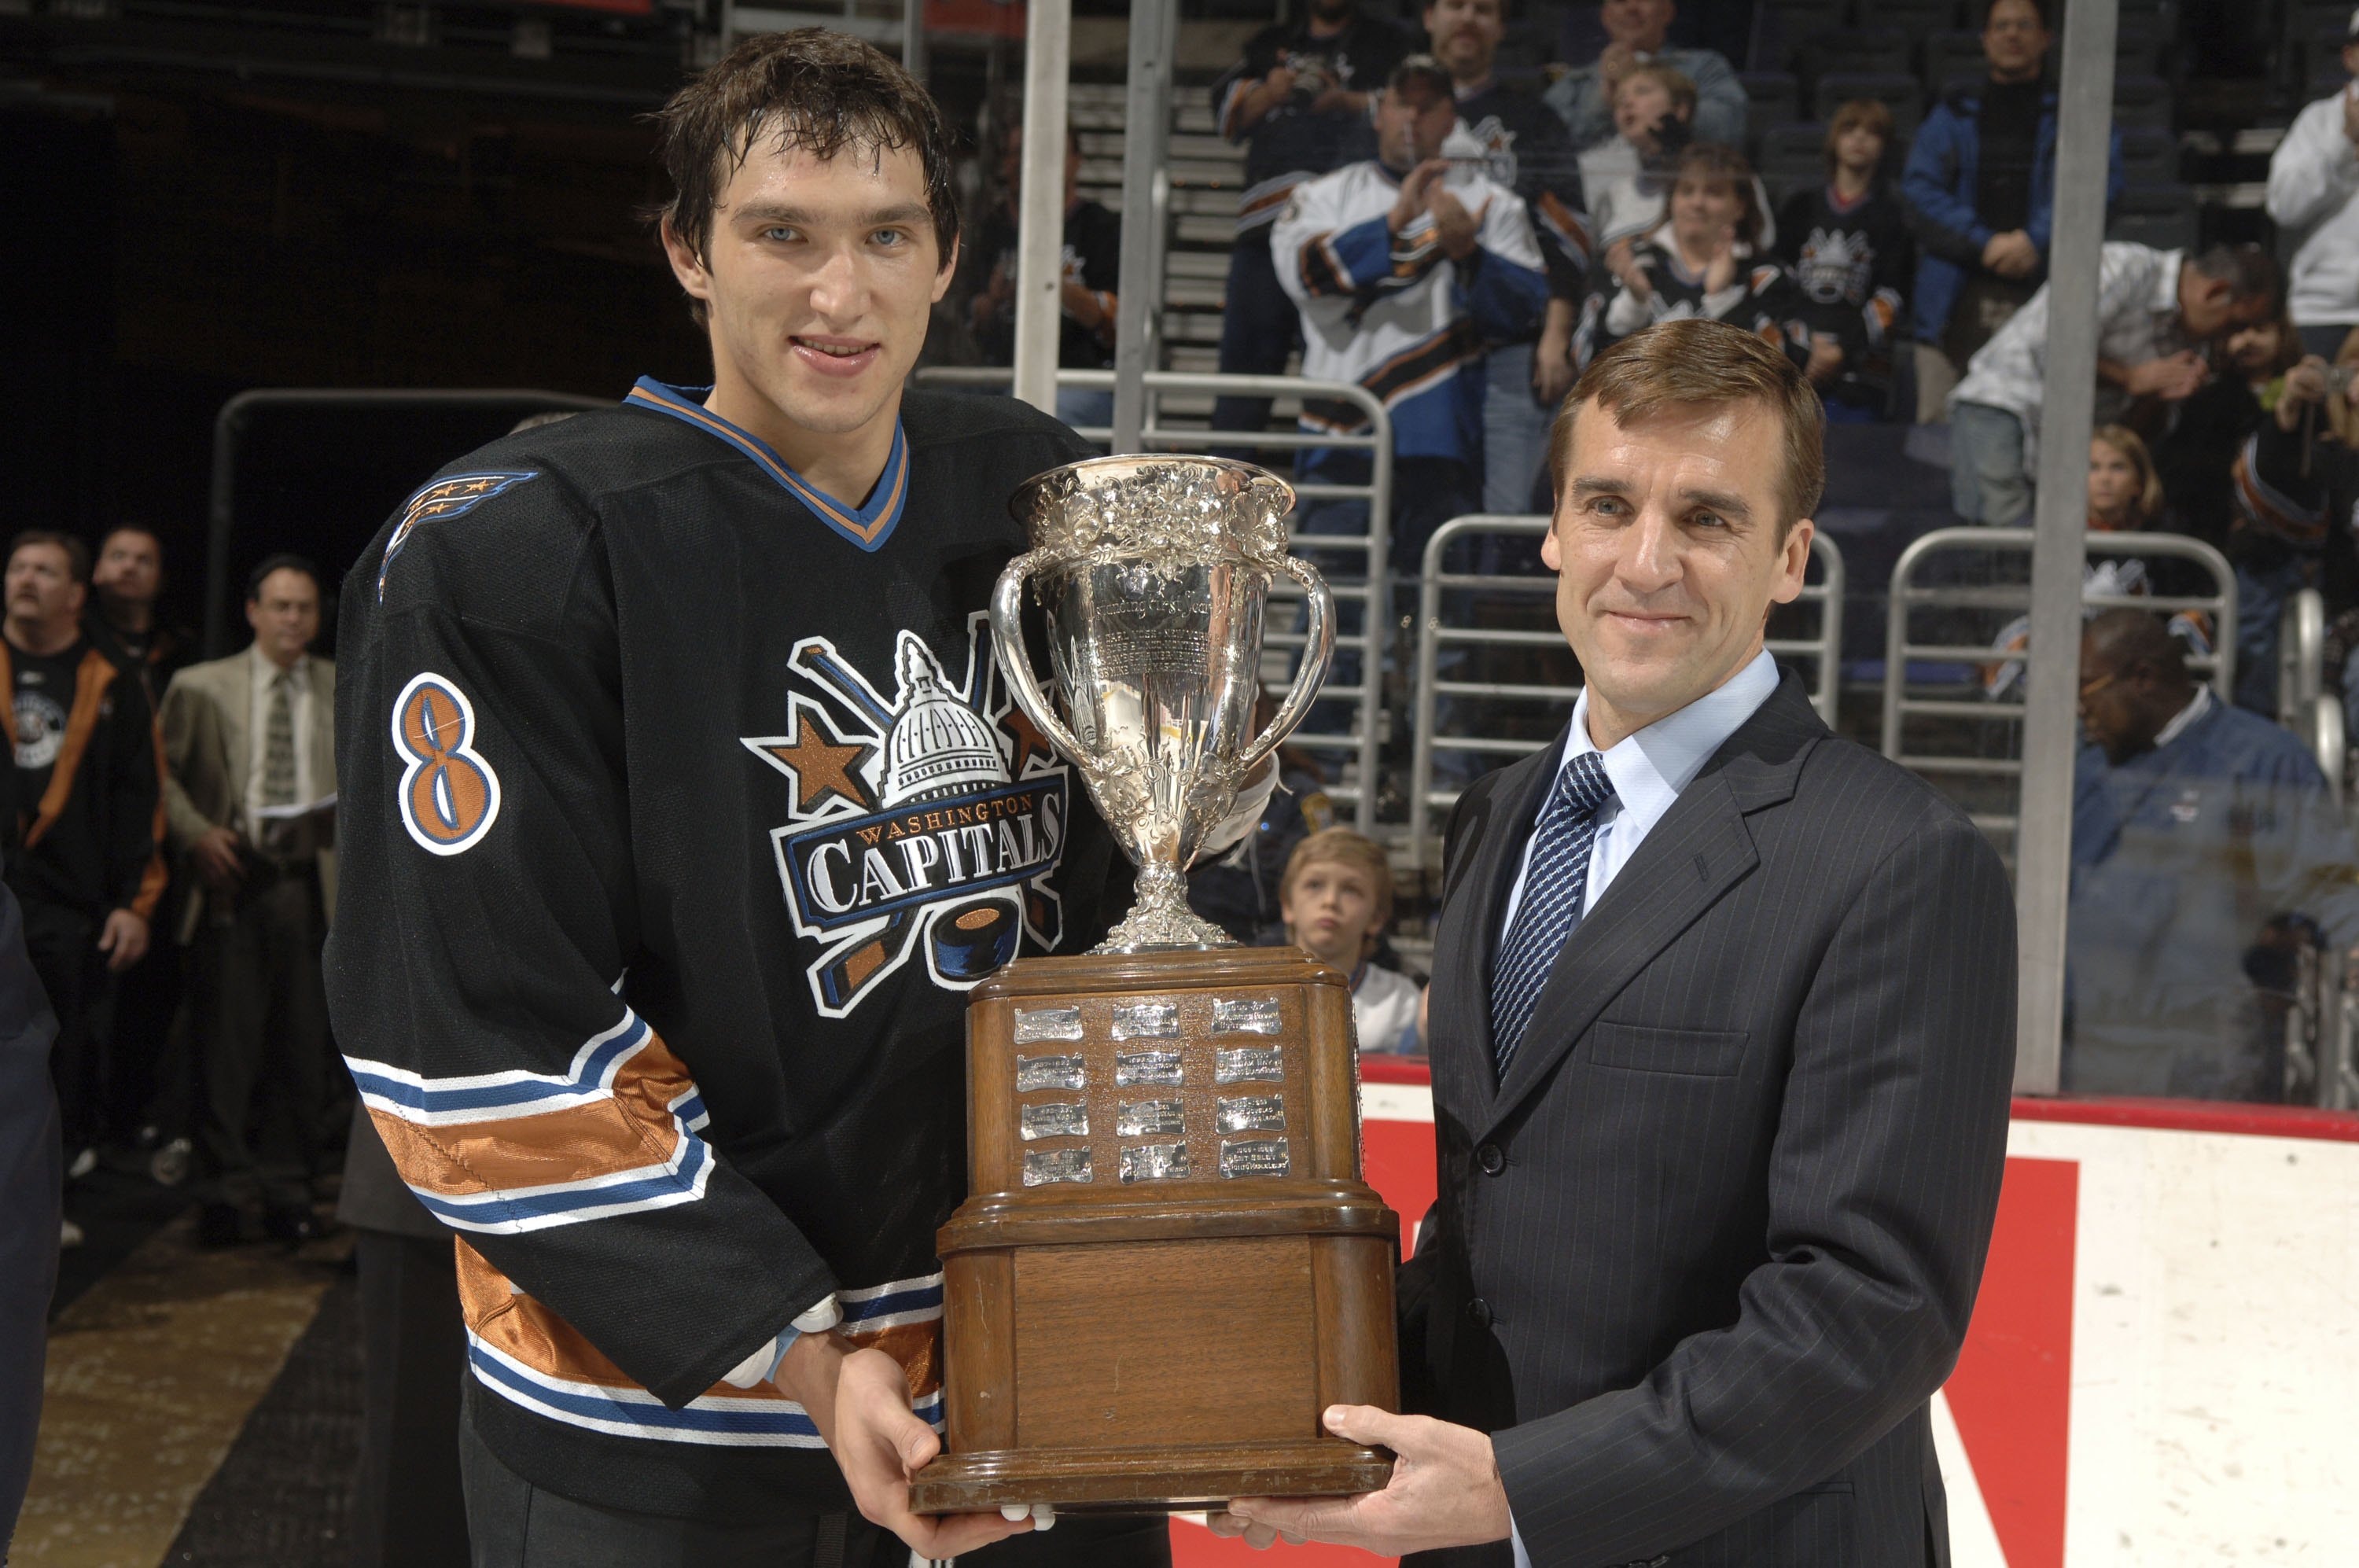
[323,381,1131,1520]
[1573,229,1814,374]
[1774,181,1912,413]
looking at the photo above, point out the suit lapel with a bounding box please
[307,659,336,797]
[1480,676,1826,1136]
[1431,737,1566,1121]
[222,649,256,811]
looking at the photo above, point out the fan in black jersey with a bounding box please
[1573,142,1813,377]
[323,30,1265,1566]
[1772,102,1912,423]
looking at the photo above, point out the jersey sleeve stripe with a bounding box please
[356,1009,720,1234]
[460,1243,946,1444]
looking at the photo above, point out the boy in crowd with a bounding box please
[1776,101,1911,421]
[326,29,1275,1566]
[1279,828,1422,1056]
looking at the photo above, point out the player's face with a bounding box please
[1602,0,1673,50]
[5,546,84,638]
[672,136,954,447]
[94,531,163,606]
[1982,0,2050,80]
[1669,174,1741,249]
[1833,124,1884,175]
[1543,399,1810,745]
[1614,78,1676,143]
[245,568,320,668]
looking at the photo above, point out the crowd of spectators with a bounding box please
[2,527,343,1254]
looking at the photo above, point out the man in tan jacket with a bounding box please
[160,555,337,1247]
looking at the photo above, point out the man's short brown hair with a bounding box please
[1547,318,1827,539]
[9,529,90,584]
[651,28,958,267]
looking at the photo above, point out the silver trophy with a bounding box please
[992,455,1336,952]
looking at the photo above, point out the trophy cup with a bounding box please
[909,456,1401,1515]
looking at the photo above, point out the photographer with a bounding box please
[1211,0,1408,439]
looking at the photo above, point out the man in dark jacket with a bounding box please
[2,530,164,1227]
[1901,0,2121,421]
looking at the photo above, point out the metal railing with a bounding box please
[912,367,1394,832]
[2284,938,2359,1110]
[1879,527,2238,845]
[2278,586,2327,731]
[1403,515,1846,870]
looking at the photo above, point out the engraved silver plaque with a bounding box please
[1012,1005,1085,1044]
[1116,1099,1186,1137]
[1220,1137,1290,1178]
[1215,1046,1284,1084]
[1216,1095,1286,1133]
[993,456,1337,952]
[1110,1000,1180,1040]
[1212,996,1284,1036]
[1117,1141,1194,1183]
[1014,1054,1086,1093]
[1020,1101,1090,1141]
[1115,1049,1184,1087]
[1022,1148,1093,1187]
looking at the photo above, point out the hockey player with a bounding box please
[325,30,1253,1566]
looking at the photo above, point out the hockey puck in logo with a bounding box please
[933,896,1021,981]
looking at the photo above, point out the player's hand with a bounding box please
[1263,65,1299,102]
[191,825,245,894]
[1310,86,1363,116]
[780,1334,1032,1559]
[98,908,149,973]
[1210,1404,1513,1555]
[1598,41,1640,86]
[1982,230,2038,279]
[1429,187,1485,261]
[1806,337,1846,385]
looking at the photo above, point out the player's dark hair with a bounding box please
[1387,55,1457,102]
[98,523,164,560]
[2187,242,2281,307]
[9,529,90,585]
[245,553,322,603]
[651,28,958,274]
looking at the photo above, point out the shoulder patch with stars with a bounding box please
[378,471,539,600]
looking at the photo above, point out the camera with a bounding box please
[2325,363,2357,397]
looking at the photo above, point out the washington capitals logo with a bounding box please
[742,616,1073,1018]
[378,471,539,600]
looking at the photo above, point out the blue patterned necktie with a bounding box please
[1490,750,1617,1074]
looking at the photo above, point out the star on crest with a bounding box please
[1000,705,1062,777]
[758,707,877,813]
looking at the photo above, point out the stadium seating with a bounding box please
[2111,75,2173,130]
[2116,123,2181,184]
[1757,122,1831,207]
[1799,25,1914,86]
[1922,31,1988,101]
[1812,72,1925,136]
[2108,181,2199,251]
[1742,70,1802,152]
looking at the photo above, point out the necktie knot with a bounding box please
[1551,750,1614,822]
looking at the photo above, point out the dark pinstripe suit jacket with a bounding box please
[1401,672,2017,1568]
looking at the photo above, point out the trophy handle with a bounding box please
[990,551,1091,767]
[1238,555,1336,774]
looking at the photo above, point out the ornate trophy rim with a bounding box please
[1008,454,1300,572]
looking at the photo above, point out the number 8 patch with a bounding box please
[392,672,503,856]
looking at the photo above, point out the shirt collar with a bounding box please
[623,377,910,553]
[253,650,307,687]
[2153,683,2211,749]
[1562,649,1780,833]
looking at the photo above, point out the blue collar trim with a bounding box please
[623,377,909,552]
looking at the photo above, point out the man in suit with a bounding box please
[160,554,338,1246]
[1218,318,2017,1565]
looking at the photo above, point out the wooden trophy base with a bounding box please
[911,949,1400,1515]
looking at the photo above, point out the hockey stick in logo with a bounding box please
[789,642,898,734]
[789,642,925,1009]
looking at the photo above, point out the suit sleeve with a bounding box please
[105,672,165,922]
[1493,810,2017,1567]
[325,495,835,1408]
[158,675,220,852]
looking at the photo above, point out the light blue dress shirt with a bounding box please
[1500,649,1781,937]
[1494,648,1779,1568]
